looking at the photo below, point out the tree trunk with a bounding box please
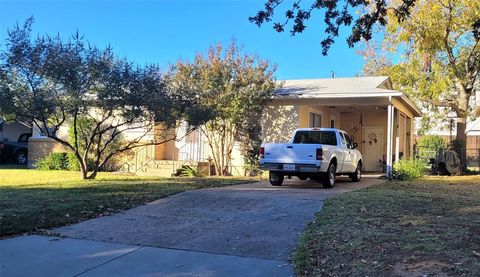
[455,83,470,173]
[455,116,467,172]
[80,165,88,180]
[87,169,98,179]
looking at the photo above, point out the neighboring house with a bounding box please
[0,119,31,143]
[13,76,423,176]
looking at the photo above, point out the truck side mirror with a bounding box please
[352,143,358,149]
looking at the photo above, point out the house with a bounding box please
[262,76,422,175]
[15,76,422,177]
[154,76,422,176]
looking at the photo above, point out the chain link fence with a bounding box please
[414,146,480,173]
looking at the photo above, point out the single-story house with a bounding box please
[151,76,422,175]
[15,76,422,176]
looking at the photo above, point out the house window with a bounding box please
[309,112,322,128]
[330,120,335,128]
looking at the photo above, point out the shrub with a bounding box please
[34,153,69,170]
[417,135,447,157]
[35,152,81,171]
[393,159,426,181]
[66,152,80,171]
[174,165,200,177]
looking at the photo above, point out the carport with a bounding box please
[262,76,422,176]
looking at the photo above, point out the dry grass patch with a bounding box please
[294,176,480,276]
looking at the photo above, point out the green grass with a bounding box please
[294,176,480,276]
[0,169,255,237]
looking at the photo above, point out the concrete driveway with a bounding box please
[56,175,383,261]
[1,175,384,276]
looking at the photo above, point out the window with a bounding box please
[330,119,335,128]
[340,132,346,146]
[293,131,337,145]
[309,112,322,128]
[344,133,353,149]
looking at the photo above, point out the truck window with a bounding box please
[344,134,353,149]
[293,131,337,145]
[340,132,347,146]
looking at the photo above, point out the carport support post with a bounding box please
[386,104,394,179]
[395,109,400,163]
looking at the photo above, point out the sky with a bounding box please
[0,0,366,80]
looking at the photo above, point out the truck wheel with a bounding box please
[16,152,27,165]
[322,163,336,188]
[269,171,284,186]
[350,163,362,182]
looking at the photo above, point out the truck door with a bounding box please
[344,133,358,172]
[339,132,354,173]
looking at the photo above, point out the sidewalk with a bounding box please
[0,235,292,277]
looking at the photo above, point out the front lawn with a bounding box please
[294,176,480,276]
[0,169,255,237]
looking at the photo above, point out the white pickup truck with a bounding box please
[260,128,362,188]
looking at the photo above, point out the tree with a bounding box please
[0,19,208,179]
[250,0,418,55]
[170,42,277,175]
[360,0,479,170]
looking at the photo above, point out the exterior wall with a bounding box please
[28,137,68,168]
[0,122,31,142]
[262,105,299,143]
[340,108,389,156]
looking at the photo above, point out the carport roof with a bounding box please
[274,76,422,117]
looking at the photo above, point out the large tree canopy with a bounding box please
[170,42,277,176]
[360,0,479,170]
[0,19,208,179]
[250,0,418,55]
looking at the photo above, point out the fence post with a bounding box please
[478,148,480,171]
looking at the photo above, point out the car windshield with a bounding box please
[293,131,337,145]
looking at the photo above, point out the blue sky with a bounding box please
[0,0,366,80]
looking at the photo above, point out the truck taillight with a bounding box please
[316,148,323,160]
[260,147,265,158]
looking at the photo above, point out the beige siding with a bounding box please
[262,105,299,143]
[1,122,30,142]
[28,137,68,168]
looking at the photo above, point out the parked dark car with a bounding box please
[0,133,31,165]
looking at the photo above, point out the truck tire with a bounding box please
[350,162,362,182]
[269,171,284,186]
[322,163,336,188]
[298,174,308,180]
[16,152,27,165]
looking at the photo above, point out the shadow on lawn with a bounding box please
[0,177,254,237]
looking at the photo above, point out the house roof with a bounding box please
[276,76,393,95]
[466,118,480,135]
[274,76,422,117]
[425,117,480,136]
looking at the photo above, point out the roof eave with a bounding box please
[399,94,423,117]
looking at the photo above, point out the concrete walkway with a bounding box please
[1,176,384,276]
[0,235,290,276]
